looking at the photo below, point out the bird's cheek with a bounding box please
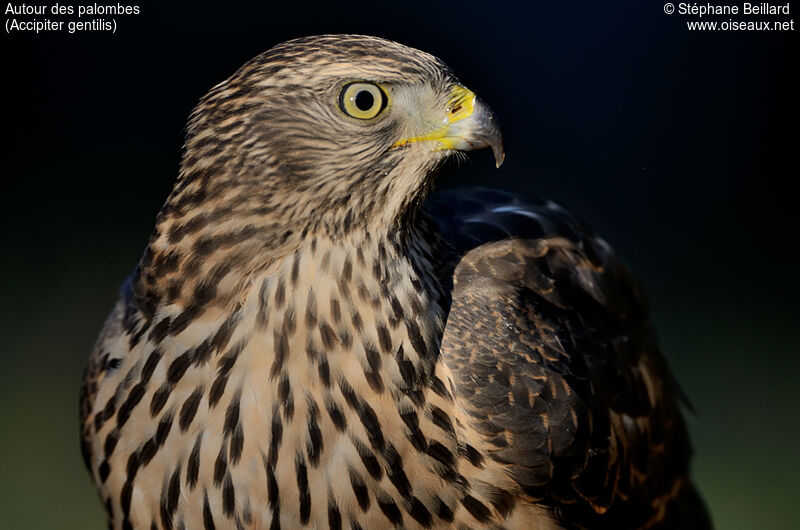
[388,85,504,168]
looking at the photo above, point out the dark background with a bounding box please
[2,1,797,528]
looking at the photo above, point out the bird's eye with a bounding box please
[340,82,387,120]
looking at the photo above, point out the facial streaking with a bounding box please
[172,34,503,239]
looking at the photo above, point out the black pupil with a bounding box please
[354,90,375,111]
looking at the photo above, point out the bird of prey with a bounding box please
[80,34,710,529]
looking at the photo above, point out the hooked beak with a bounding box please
[391,85,505,168]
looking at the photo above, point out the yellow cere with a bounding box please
[445,85,476,125]
[391,85,476,150]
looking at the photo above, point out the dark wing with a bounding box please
[426,188,710,529]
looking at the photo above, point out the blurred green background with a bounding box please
[2,1,798,528]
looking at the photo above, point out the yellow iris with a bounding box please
[340,82,387,120]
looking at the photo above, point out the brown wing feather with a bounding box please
[430,188,710,528]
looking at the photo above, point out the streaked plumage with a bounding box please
[80,34,710,529]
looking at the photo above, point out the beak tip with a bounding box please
[490,142,505,168]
